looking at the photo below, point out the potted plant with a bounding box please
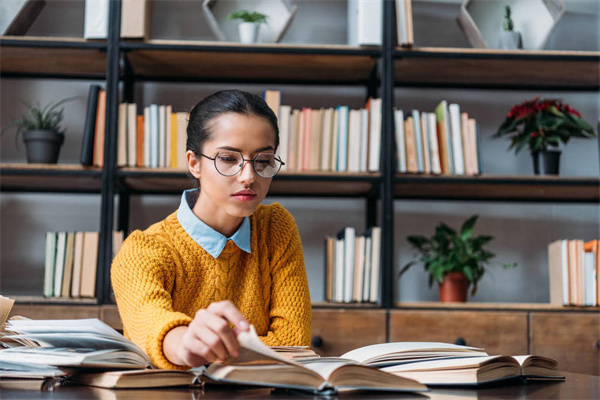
[494,97,595,175]
[1,97,76,164]
[399,215,516,302]
[227,10,268,44]
[497,6,522,50]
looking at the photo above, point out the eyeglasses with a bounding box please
[199,150,285,178]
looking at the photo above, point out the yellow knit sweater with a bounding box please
[111,203,311,370]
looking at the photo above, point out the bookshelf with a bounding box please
[1,0,598,374]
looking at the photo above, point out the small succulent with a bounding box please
[503,6,514,32]
[227,10,268,25]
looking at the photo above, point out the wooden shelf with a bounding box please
[394,301,600,313]
[394,174,600,203]
[117,168,381,197]
[0,36,107,79]
[0,163,103,193]
[394,47,600,90]
[121,40,380,84]
[9,295,98,305]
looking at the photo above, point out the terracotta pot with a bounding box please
[438,272,469,302]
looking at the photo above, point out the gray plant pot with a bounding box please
[497,31,523,50]
[23,129,64,164]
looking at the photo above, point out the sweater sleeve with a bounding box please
[259,204,312,347]
[111,229,192,370]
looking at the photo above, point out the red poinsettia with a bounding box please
[495,97,595,153]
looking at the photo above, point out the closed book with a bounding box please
[394,109,406,173]
[420,112,430,174]
[434,101,452,174]
[117,103,127,167]
[336,106,349,172]
[43,232,57,298]
[289,109,301,171]
[411,110,424,172]
[80,232,99,298]
[369,226,381,303]
[567,240,578,305]
[404,0,414,45]
[60,232,75,298]
[149,104,159,168]
[80,85,101,166]
[362,235,372,302]
[298,108,308,171]
[71,232,85,298]
[176,112,188,170]
[127,103,137,167]
[427,112,442,174]
[353,235,365,302]
[404,117,417,173]
[347,109,361,173]
[469,118,482,175]
[158,105,166,168]
[309,108,323,171]
[583,252,596,306]
[334,235,345,303]
[330,108,339,172]
[84,0,109,39]
[343,227,356,303]
[576,239,585,306]
[120,0,153,39]
[395,0,408,46]
[165,105,173,168]
[320,108,334,171]
[368,98,382,172]
[92,89,106,167]
[461,112,473,175]
[136,114,144,167]
[53,232,67,298]
[279,105,291,171]
[583,240,599,306]
[448,103,464,175]
[347,0,382,46]
[359,108,369,172]
[143,107,150,167]
[170,112,177,168]
[263,90,281,120]
[548,240,568,306]
[324,236,335,302]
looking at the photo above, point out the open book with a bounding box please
[1,318,151,369]
[381,355,565,386]
[201,326,428,394]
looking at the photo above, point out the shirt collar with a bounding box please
[176,189,251,258]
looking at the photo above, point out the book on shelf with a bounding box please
[120,0,153,39]
[81,85,102,166]
[395,0,414,47]
[84,0,109,39]
[0,0,45,36]
[395,102,480,176]
[326,226,380,304]
[43,231,123,299]
[381,355,564,386]
[93,89,107,167]
[548,238,598,307]
[347,0,382,46]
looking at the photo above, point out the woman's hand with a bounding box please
[163,300,250,367]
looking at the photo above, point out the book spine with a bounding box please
[81,85,101,166]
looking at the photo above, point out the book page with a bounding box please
[341,342,487,365]
[225,325,300,366]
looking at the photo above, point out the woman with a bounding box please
[111,90,311,370]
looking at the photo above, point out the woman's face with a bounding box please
[187,112,277,235]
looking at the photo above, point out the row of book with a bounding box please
[548,239,599,307]
[395,102,481,176]
[265,90,382,173]
[324,226,382,304]
[43,231,124,299]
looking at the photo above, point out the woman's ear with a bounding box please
[187,150,201,179]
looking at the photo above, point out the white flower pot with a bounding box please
[497,31,523,50]
[238,22,259,44]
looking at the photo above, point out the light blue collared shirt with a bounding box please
[176,189,251,259]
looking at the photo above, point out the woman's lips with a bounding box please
[232,190,257,202]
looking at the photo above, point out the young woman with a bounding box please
[111,90,311,370]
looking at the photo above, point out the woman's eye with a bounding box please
[256,159,271,165]
[219,156,238,163]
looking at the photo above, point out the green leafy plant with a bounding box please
[503,6,514,32]
[227,10,268,25]
[399,215,516,295]
[1,97,77,145]
[494,97,595,154]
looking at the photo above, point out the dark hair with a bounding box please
[186,90,279,154]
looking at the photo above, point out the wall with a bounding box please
[1,0,598,303]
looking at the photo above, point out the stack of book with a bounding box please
[395,101,481,176]
[324,226,381,304]
[548,239,599,307]
[43,231,123,299]
[264,90,382,173]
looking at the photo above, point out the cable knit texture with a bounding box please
[111,203,311,370]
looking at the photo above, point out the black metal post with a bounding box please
[97,0,121,305]
[380,0,395,310]
[117,191,130,237]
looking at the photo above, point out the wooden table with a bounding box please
[0,372,598,399]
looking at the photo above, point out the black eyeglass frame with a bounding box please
[198,151,285,178]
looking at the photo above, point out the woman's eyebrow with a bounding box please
[216,145,275,152]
